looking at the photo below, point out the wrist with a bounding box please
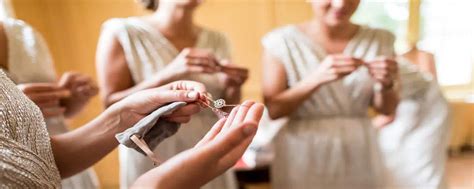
[374,80,399,93]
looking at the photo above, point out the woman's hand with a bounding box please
[365,57,399,90]
[111,80,208,132]
[219,60,249,87]
[159,48,220,82]
[133,101,264,189]
[310,54,362,86]
[17,83,70,118]
[59,72,99,118]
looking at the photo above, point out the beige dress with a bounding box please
[262,25,394,189]
[2,18,98,189]
[0,70,61,188]
[101,17,237,189]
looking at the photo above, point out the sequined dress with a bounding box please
[0,70,61,187]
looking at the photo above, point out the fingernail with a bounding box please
[243,124,257,136]
[187,91,199,100]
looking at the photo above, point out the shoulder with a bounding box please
[101,18,130,34]
[262,25,299,43]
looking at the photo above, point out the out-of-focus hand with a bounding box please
[59,72,98,117]
[365,57,399,90]
[160,48,220,81]
[311,54,362,86]
[218,60,249,87]
[17,83,70,118]
[132,101,264,189]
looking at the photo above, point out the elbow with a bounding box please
[265,101,287,120]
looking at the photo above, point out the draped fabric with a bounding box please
[379,60,451,189]
[0,70,61,188]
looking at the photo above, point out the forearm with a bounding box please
[266,79,320,119]
[372,89,399,115]
[50,105,122,178]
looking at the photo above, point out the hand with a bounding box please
[111,80,208,131]
[59,72,99,117]
[133,101,264,189]
[311,54,362,86]
[218,60,249,87]
[17,83,70,118]
[162,48,220,80]
[365,57,399,90]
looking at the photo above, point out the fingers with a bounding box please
[365,57,398,85]
[144,90,203,110]
[195,118,227,147]
[243,103,264,123]
[41,107,66,118]
[222,105,240,130]
[18,83,61,93]
[165,80,207,93]
[26,89,71,104]
[229,101,255,128]
[202,121,258,161]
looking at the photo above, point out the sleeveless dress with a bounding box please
[101,17,237,189]
[378,60,451,189]
[262,25,394,189]
[2,18,98,189]
[0,70,62,188]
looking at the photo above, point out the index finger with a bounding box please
[18,83,61,93]
[164,80,207,93]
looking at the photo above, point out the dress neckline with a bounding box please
[289,24,366,57]
[129,17,206,55]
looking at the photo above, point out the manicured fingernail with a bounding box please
[243,124,257,136]
[187,91,199,100]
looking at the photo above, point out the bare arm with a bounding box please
[95,29,177,107]
[263,52,361,119]
[50,81,205,178]
[262,52,320,119]
[367,58,400,115]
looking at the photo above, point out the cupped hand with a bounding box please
[132,101,264,189]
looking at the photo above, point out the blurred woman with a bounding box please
[0,73,265,188]
[96,0,247,188]
[261,0,399,188]
[0,17,99,189]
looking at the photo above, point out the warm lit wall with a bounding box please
[11,0,312,188]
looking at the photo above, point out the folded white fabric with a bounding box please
[115,101,187,155]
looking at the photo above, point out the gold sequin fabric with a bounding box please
[0,70,61,188]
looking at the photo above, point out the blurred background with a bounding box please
[7,0,473,188]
